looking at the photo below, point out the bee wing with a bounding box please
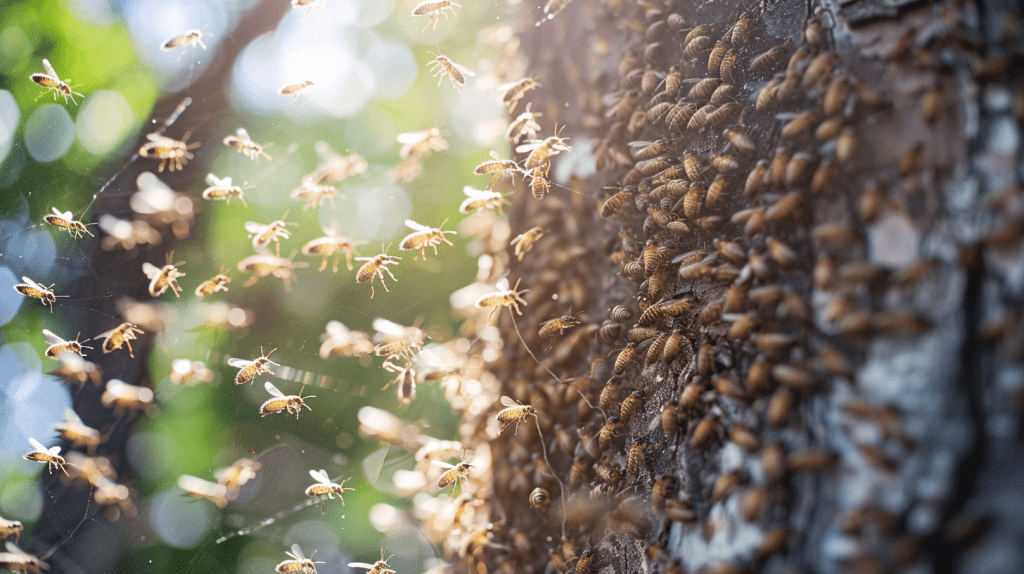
[348,563,375,570]
[235,127,250,140]
[290,543,306,561]
[29,437,48,452]
[227,357,253,369]
[204,173,223,187]
[142,262,161,279]
[500,395,523,407]
[264,381,284,397]
[431,460,455,470]
[452,61,475,76]
[42,329,66,345]
[20,276,42,289]
[396,131,426,144]
[627,140,656,149]
[63,407,83,424]
[325,320,349,337]
[515,141,543,153]
[42,58,58,77]
[49,445,62,456]
[244,221,264,234]
[310,468,330,483]
[404,219,429,232]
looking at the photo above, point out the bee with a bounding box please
[348,549,396,574]
[399,219,457,260]
[161,30,207,60]
[237,254,302,290]
[305,469,354,513]
[690,417,719,449]
[277,543,325,574]
[96,323,144,357]
[30,58,83,104]
[0,517,22,544]
[510,227,547,261]
[290,181,338,210]
[177,474,229,507]
[260,382,314,419]
[279,80,315,104]
[397,127,449,159]
[195,270,231,297]
[528,164,551,199]
[24,437,67,475]
[319,321,374,359]
[613,344,636,375]
[139,131,200,172]
[101,379,154,414]
[682,35,711,59]
[620,390,643,423]
[0,542,49,574]
[40,328,90,358]
[200,173,249,205]
[666,102,697,131]
[411,0,461,31]
[750,45,787,74]
[506,102,544,144]
[355,248,402,298]
[53,408,101,453]
[142,253,186,297]
[15,276,66,313]
[49,353,102,387]
[229,347,278,385]
[499,77,541,113]
[459,186,507,213]
[528,487,551,510]
[517,126,572,170]
[169,359,214,386]
[434,459,473,491]
[245,213,295,256]
[427,51,475,90]
[223,127,272,162]
[781,111,817,139]
[539,313,581,338]
[601,188,634,217]
[44,207,94,238]
[496,395,536,432]
[474,150,521,184]
[475,278,529,318]
[709,39,728,75]
[688,78,721,102]
[302,231,357,273]
[836,127,857,164]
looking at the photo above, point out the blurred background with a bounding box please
[0,0,516,571]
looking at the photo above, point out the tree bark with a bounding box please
[467,0,1024,573]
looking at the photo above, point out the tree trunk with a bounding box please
[465,1,1024,573]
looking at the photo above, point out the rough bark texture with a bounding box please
[456,1,1024,573]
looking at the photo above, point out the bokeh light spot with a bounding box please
[76,90,134,155]
[25,104,75,163]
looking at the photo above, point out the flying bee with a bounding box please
[319,321,375,359]
[290,181,338,210]
[305,469,354,513]
[42,329,91,358]
[101,379,154,415]
[475,278,529,320]
[161,29,208,60]
[528,164,551,199]
[399,219,457,260]
[459,186,508,213]
[195,270,231,297]
[517,126,572,170]
[506,102,543,144]
[44,207,94,238]
[95,323,144,357]
[200,173,249,205]
[355,247,401,298]
[30,58,83,104]
[0,542,49,574]
[397,127,448,159]
[260,382,314,419]
[245,212,293,255]
[601,188,634,217]
[496,395,536,432]
[427,51,475,90]
[0,517,22,544]
[177,474,229,508]
[348,549,396,574]
[53,408,101,453]
[228,347,278,385]
[97,214,162,250]
[539,312,582,338]
[169,359,214,386]
[382,360,416,403]
[302,231,357,272]
[142,252,186,297]
[238,254,302,290]
[276,544,324,574]
[411,0,461,31]
[139,131,200,172]
[434,459,473,492]
[279,80,315,104]
[498,77,541,113]
[510,227,547,261]
[49,353,102,387]
[474,150,521,185]
[223,128,271,162]
[24,437,67,475]
[15,276,66,313]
